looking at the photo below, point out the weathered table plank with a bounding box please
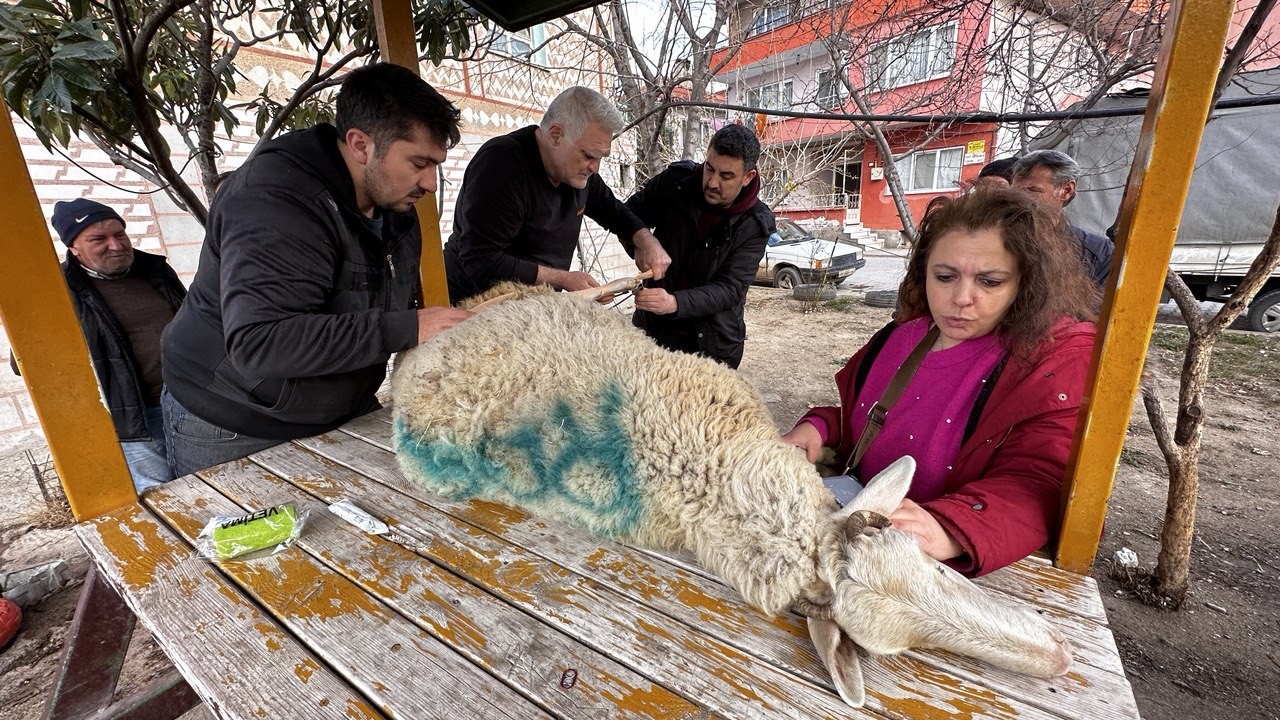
[141,476,551,720]
[285,432,1109,720]
[76,503,386,720]
[256,442,869,720]
[77,406,1141,720]
[195,453,720,720]
[330,415,1139,718]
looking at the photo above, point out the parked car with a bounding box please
[755,218,866,289]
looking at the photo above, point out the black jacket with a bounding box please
[65,251,185,441]
[623,161,774,368]
[162,124,422,439]
[443,125,646,302]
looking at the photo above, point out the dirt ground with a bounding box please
[1,286,1277,719]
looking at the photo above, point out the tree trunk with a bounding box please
[1153,428,1200,605]
[194,0,219,203]
[108,0,209,224]
[851,89,917,242]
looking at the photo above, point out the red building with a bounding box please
[711,0,1142,240]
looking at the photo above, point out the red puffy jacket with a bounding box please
[800,318,1097,576]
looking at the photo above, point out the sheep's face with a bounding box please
[803,456,1073,708]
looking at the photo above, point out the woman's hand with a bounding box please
[781,421,824,464]
[889,499,964,562]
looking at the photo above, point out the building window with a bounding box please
[747,80,793,112]
[490,27,533,58]
[904,146,962,192]
[750,4,792,36]
[866,23,957,91]
[816,68,841,108]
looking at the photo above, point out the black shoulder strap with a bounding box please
[961,356,1008,444]
[842,325,939,476]
[854,321,898,392]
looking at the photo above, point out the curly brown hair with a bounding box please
[896,187,1099,359]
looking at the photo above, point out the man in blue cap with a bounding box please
[42,198,185,491]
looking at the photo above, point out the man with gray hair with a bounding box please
[444,86,669,303]
[1012,150,1113,287]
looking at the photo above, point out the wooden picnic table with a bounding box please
[75,407,1142,719]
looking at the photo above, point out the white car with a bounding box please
[756,218,866,289]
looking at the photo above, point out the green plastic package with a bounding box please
[198,503,305,561]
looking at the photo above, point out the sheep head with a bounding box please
[802,456,1073,707]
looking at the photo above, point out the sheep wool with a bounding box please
[391,285,832,613]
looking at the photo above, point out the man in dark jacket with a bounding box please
[620,124,774,368]
[161,63,470,477]
[39,199,185,491]
[1012,150,1113,288]
[443,86,669,303]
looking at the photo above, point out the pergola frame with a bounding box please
[0,0,1237,574]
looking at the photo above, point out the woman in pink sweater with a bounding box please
[784,188,1100,576]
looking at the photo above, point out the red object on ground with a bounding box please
[0,597,20,648]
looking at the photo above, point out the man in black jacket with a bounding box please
[620,124,774,368]
[34,199,186,491]
[161,63,470,477]
[443,86,669,303]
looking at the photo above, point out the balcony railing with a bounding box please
[777,192,861,210]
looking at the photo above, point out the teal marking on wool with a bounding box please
[396,381,647,537]
[394,419,508,497]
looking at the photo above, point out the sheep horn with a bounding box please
[843,510,891,543]
[862,510,891,530]
[842,512,867,543]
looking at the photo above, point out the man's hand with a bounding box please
[557,270,602,292]
[781,421,824,464]
[889,499,964,562]
[632,228,671,280]
[416,306,473,344]
[633,287,677,315]
[537,266,601,292]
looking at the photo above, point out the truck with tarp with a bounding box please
[1053,68,1280,332]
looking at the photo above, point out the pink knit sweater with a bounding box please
[829,318,1005,501]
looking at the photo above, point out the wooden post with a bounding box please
[0,109,135,521]
[370,0,451,308]
[1056,0,1236,573]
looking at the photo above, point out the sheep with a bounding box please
[390,284,1072,707]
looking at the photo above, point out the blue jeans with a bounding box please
[121,406,175,493]
[161,387,281,478]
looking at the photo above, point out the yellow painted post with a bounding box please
[0,110,135,521]
[370,0,451,308]
[1056,0,1235,573]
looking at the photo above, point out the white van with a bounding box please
[755,218,866,289]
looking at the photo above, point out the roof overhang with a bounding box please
[467,0,608,30]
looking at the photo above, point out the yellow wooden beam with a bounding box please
[371,0,451,308]
[1056,0,1236,573]
[0,110,135,521]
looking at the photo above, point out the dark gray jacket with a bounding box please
[64,251,185,440]
[162,124,421,439]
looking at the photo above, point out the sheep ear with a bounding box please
[807,617,866,708]
[839,455,915,519]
